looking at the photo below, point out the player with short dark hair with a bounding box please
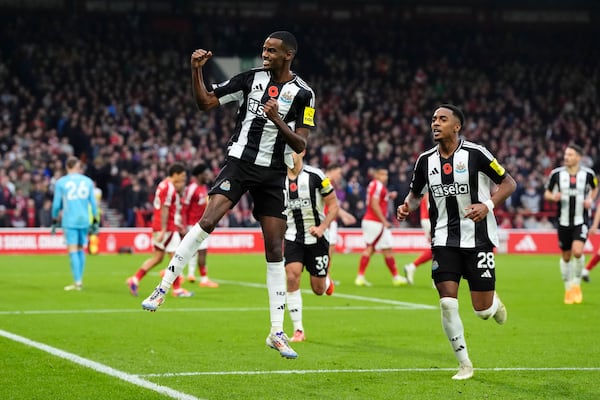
[284,150,339,342]
[397,104,516,380]
[127,163,190,298]
[141,31,316,360]
[544,143,598,304]
[355,167,407,287]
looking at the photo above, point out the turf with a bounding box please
[0,252,598,399]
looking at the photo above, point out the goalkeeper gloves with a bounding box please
[89,219,100,235]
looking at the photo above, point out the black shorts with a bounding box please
[558,225,588,251]
[284,238,330,277]
[432,246,496,291]
[209,157,287,220]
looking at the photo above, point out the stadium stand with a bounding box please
[0,1,599,228]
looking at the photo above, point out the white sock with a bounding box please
[573,255,584,285]
[440,297,470,363]
[474,292,499,320]
[560,258,572,290]
[160,225,209,290]
[267,261,286,334]
[188,251,198,277]
[286,289,303,331]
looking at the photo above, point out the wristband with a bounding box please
[483,199,495,212]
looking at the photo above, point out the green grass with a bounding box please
[1,252,599,399]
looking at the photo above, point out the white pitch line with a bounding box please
[139,366,600,378]
[0,328,203,400]
[217,279,437,309]
[0,305,430,316]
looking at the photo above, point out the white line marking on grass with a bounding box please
[140,366,600,378]
[0,305,430,316]
[217,279,437,310]
[0,328,204,400]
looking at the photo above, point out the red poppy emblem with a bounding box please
[268,86,279,97]
[290,182,297,192]
[443,163,453,175]
[570,176,577,184]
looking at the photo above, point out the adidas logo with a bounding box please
[480,270,492,278]
[253,83,264,91]
[515,235,537,252]
[430,167,440,176]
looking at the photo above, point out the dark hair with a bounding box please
[325,162,341,172]
[268,31,298,53]
[438,103,465,127]
[567,143,583,155]
[168,163,186,176]
[192,163,207,176]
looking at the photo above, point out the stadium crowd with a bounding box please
[0,11,599,229]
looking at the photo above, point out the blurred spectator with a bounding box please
[537,216,555,230]
[10,205,26,228]
[0,205,10,227]
[0,11,598,229]
[38,198,53,227]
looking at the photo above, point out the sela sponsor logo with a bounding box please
[430,182,469,197]
[515,235,537,251]
[288,198,311,210]
[248,98,268,119]
[248,98,284,120]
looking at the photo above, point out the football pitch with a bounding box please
[1,252,598,399]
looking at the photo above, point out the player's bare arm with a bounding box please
[584,187,598,210]
[190,49,219,111]
[263,98,308,153]
[338,207,357,226]
[397,192,423,221]
[308,193,339,238]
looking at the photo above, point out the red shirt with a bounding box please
[420,196,429,220]
[181,181,208,226]
[151,178,180,232]
[363,179,388,222]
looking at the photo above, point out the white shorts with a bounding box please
[361,219,393,250]
[152,231,181,253]
[188,226,209,250]
[421,218,431,241]
[327,221,338,245]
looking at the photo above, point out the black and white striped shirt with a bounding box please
[545,166,597,227]
[410,140,508,248]
[285,165,334,245]
[213,68,316,170]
